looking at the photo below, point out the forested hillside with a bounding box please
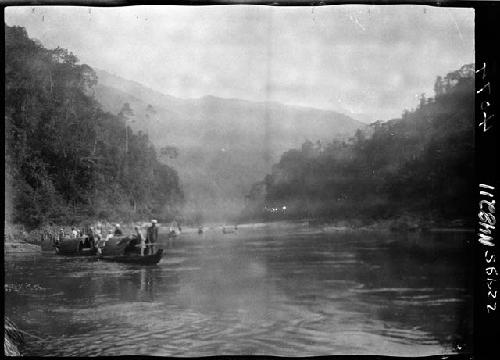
[242,64,475,226]
[4,25,183,228]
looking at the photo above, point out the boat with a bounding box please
[98,235,164,265]
[222,226,237,234]
[98,235,133,256]
[168,221,182,237]
[99,249,164,265]
[55,237,97,256]
[167,230,178,238]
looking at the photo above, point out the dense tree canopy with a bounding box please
[242,64,475,225]
[5,25,183,228]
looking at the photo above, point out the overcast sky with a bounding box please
[5,5,474,122]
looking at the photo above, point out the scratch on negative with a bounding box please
[349,14,366,32]
[448,11,464,43]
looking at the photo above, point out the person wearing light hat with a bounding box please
[104,229,114,242]
[114,223,123,236]
[146,220,158,255]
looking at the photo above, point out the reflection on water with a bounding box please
[4,227,472,356]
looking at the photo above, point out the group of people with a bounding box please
[91,221,160,256]
[44,220,160,256]
[131,220,159,256]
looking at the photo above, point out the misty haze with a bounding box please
[5,4,474,357]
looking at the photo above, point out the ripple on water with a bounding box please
[161,257,187,265]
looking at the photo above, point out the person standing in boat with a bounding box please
[114,223,123,236]
[133,226,146,256]
[97,229,113,254]
[105,229,114,241]
[95,223,103,243]
[146,220,158,255]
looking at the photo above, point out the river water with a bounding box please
[4,224,473,356]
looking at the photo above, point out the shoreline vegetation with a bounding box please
[4,216,473,254]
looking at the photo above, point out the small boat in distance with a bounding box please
[222,225,237,234]
[168,220,182,237]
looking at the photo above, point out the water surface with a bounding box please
[4,225,473,356]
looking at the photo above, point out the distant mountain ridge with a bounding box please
[93,68,365,221]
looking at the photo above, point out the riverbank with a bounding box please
[237,216,473,233]
[4,240,41,254]
[4,223,41,254]
[354,216,474,233]
[5,215,473,254]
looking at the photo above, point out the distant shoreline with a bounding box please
[4,216,473,254]
[235,217,474,233]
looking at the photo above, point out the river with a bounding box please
[4,224,473,356]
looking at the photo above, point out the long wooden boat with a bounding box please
[99,249,163,265]
[55,237,97,256]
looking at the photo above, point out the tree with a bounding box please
[160,146,179,160]
[434,76,444,97]
[4,24,184,228]
[419,93,426,109]
[119,102,134,152]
